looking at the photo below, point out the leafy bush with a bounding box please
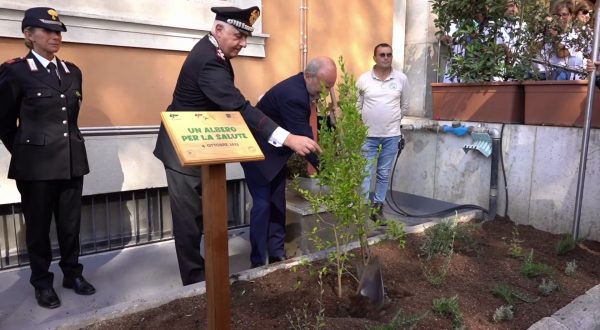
[385,220,407,249]
[491,283,515,306]
[555,235,579,256]
[520,249,554,278]
[297,56,369,298]
[430,0,579,81]
[421,218,457,259]
[432,295,464,329]
[507,225,524,258]
[491,282,540,306]
[367,309,428,330]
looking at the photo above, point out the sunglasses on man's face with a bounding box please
[581,10,592,15]
[378,53,393,58]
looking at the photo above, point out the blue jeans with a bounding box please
[362,136,400,204]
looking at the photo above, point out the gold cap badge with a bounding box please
[249,9,260,25]
[47,9,58,20]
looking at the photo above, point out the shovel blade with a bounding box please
[358,257,385,307]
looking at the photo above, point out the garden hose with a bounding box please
[383,135,490,218]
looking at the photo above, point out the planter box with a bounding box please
[523,80,600,128]
[431,82,524,123]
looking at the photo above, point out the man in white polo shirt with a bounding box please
[357,43,409,220]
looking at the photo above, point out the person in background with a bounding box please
[546,1,581,80]
[498,1,523,79]
[357,43,409,220]
[0,7,96,309]
[153,6,321,285]
[585,58,600,88]
[574,0,593,24]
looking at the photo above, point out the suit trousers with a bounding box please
[246,168,287,266]
[16,177,84,290]
[164,167,205,285]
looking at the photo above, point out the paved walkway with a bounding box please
[0,228,253,330]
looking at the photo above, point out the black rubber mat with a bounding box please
[381,190,483,226]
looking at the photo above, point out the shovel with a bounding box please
[356,256,385,307]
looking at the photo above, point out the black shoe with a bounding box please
[63,276,96,295]
[268,256,287,264]
[251,263,264,269]
[35,288,61,309]
[370,202,384,221]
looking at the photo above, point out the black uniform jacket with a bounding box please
[241,73,318,183]
[0,53,89,180]
[153,34,279,176]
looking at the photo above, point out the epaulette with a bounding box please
[3,57,25,65]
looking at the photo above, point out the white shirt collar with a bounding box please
[31,50,57,69]
[370,67,395,82]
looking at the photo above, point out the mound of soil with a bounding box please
[86,218,600,329]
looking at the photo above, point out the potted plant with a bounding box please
[430,0,526,123]
[432,0,600,128]
[520,1,600,128]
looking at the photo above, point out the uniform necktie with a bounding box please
[47,62,61,86]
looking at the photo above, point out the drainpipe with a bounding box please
[299,0,308,71]
[402,123,500,220]
[472,127,500,221]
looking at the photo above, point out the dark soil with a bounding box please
[86,218,600,329]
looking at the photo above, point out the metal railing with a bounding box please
[0,180,249,271]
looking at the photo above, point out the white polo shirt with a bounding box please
[357,68,409,137]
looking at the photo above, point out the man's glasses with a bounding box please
[581,10,592,15]
[378,53,393,58]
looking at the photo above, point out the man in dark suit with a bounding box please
[241,57,337,267]
[153,6,322,285]
[0,7,96,309]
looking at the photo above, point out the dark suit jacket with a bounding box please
[0,53,88,180]
[241,72,318,183]
[153,34,279,176]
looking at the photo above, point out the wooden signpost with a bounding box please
[161,111,264,330]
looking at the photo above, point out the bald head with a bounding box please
[304,56,337,98]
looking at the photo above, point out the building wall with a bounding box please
[0,0,395,201]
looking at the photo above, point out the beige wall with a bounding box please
[0,0,393,127]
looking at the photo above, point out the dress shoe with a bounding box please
[63,276,96,295]
[370,202,384,221]
[35,288,61,309]
[268,255,287,264]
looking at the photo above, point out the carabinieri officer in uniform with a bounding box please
[0,7,95,309]
[153,6,322,285]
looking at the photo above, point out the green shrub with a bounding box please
[491,283,515,306]
[367,309,428,330]
[507,225,524,259]
[298,56,370,298]
[385,220,407,250]
[420,218,457,260]
[520,249,554,278]
[555,235,579,256]
[432,295,464,329]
